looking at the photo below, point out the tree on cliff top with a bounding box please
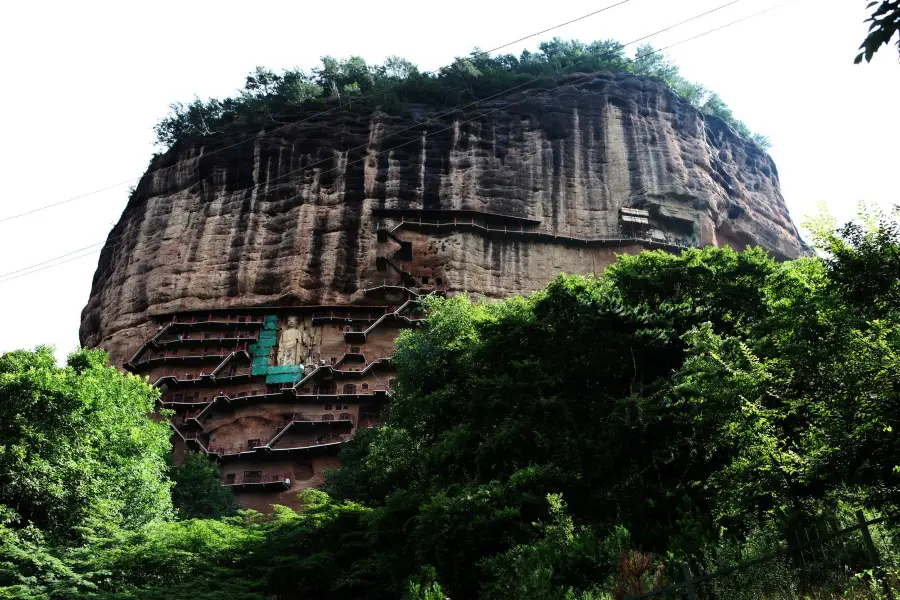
[0,347,173,539]
[154,38,771,151]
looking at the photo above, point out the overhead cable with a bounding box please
[0,0,791,285]
[0,0,636,224]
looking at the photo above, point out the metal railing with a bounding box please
[157,332,259,344]
[210,433,350,456]
[396,216,696,250]
[624,511,894,600]
[136,344,249,365]
[170,314,265,325]
[223,473,290,486]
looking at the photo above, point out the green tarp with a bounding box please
[265,364,304,385]
[266,365,303,375]
[257,330,278,343]
[251,356,271,376]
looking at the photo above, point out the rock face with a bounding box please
[80,71,806,364]
[79,71,807,509]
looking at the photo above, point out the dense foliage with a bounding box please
[3,210,900,598]
[169,452,240,520]
[857,0,900,63]
[0,348,172,539]
[154,39,771,151]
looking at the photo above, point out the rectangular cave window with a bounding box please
[243,471,261,483]
[422,275,430,284]
[324,404,332,410]
[203,333,211,339]
[343,384,357,395]
[247,439,261,449]
[225,473,235,484]
[350,346,361,354]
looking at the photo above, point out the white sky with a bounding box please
[0,0,897,362]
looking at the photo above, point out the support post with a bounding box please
[682,563,697,600]
[857,510,892,597]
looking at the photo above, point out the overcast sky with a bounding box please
[0,0,897,362]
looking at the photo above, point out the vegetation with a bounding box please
[0,347,172,540]
[857,1,900,63]
[154,39,771,151]
[3,209,900,598]
[169,451,240,520]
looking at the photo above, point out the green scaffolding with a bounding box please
[248,315,304,384]
[265,364,304,385]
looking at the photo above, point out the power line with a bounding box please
[101,0,745,230]
[127,0,743,211]
[0,240,106,279]
[0,0,739,278]
[0,0,636,225]
[0,246,110,284]
[0,0,789,286]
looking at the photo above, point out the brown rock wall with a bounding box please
[81,71,807,366]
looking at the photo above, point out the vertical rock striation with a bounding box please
[81,72,806,363]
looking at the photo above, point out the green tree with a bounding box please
[8,216,900,599]
[170,451,239,520]
[152,38,767,150]
[324,216,900,595]
[856,0,900,63]
[631,44,680,81]
[0,506,95,599]
[0,347,173,539]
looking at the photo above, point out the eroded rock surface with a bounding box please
[81,71,807,364]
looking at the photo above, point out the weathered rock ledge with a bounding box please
[81,71,808,365]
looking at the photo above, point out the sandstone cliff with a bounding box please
[81,71,808,365]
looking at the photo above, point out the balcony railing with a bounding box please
[157,332,259,345]
[222,473,291,490]
[212,368,252,379]
[169,314,265,326]
[294,383,389,396]
[279,413,353,425]
[210,433,350,456]
[135,344,249,365]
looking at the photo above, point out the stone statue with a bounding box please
[277,316,302,365]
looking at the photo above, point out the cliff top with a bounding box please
[154,38,771,152]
